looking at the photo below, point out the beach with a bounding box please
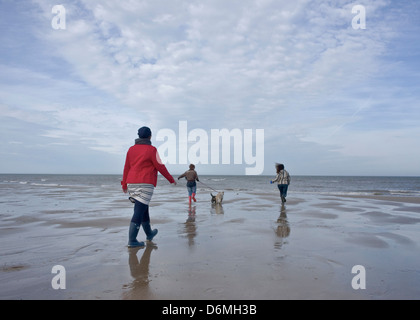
[1,175,420,300]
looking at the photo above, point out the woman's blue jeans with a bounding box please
[187,181,197,196]
[277,184,288,198]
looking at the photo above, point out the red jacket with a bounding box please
[121,143,175,190]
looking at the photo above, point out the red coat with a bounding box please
[121,144,175,190]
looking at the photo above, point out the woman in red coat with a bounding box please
[121,126,176,247]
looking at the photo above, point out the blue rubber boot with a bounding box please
[142,221,158,241]
[128,222,145,248]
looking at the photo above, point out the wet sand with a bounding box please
[1,190,420,300]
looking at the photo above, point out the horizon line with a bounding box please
[1,173,419,178]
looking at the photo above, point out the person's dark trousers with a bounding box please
[277,184,289,203]
[131,201,150,224]
[128,201,150,247]
[131,201,157,241]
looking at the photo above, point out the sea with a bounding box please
[1,174,420,300]
[1,173,420,224]
[1,174,419,199]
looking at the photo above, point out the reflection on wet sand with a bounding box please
[210,203,224,215]
[179,205,197,247]
[274,204,290,249]
[123,243,157,299]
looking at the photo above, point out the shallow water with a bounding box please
[1,175,420,299]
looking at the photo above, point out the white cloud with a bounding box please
[1,0,419,174]
[37,0,394,115]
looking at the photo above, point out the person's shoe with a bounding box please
[192,193,197,202]
[188,196,192,204]
[281,196,286,203]
[142,221,158,241]
[128,222,145,247]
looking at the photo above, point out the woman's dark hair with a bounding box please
[275,163,284,173]
[189,164,195,170]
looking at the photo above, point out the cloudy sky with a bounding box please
[1,0,419,176]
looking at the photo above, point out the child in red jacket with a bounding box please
[122,126,176,247]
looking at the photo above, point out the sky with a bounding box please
[0,0,419,176]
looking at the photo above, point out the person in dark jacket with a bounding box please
[122,126,176,247]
